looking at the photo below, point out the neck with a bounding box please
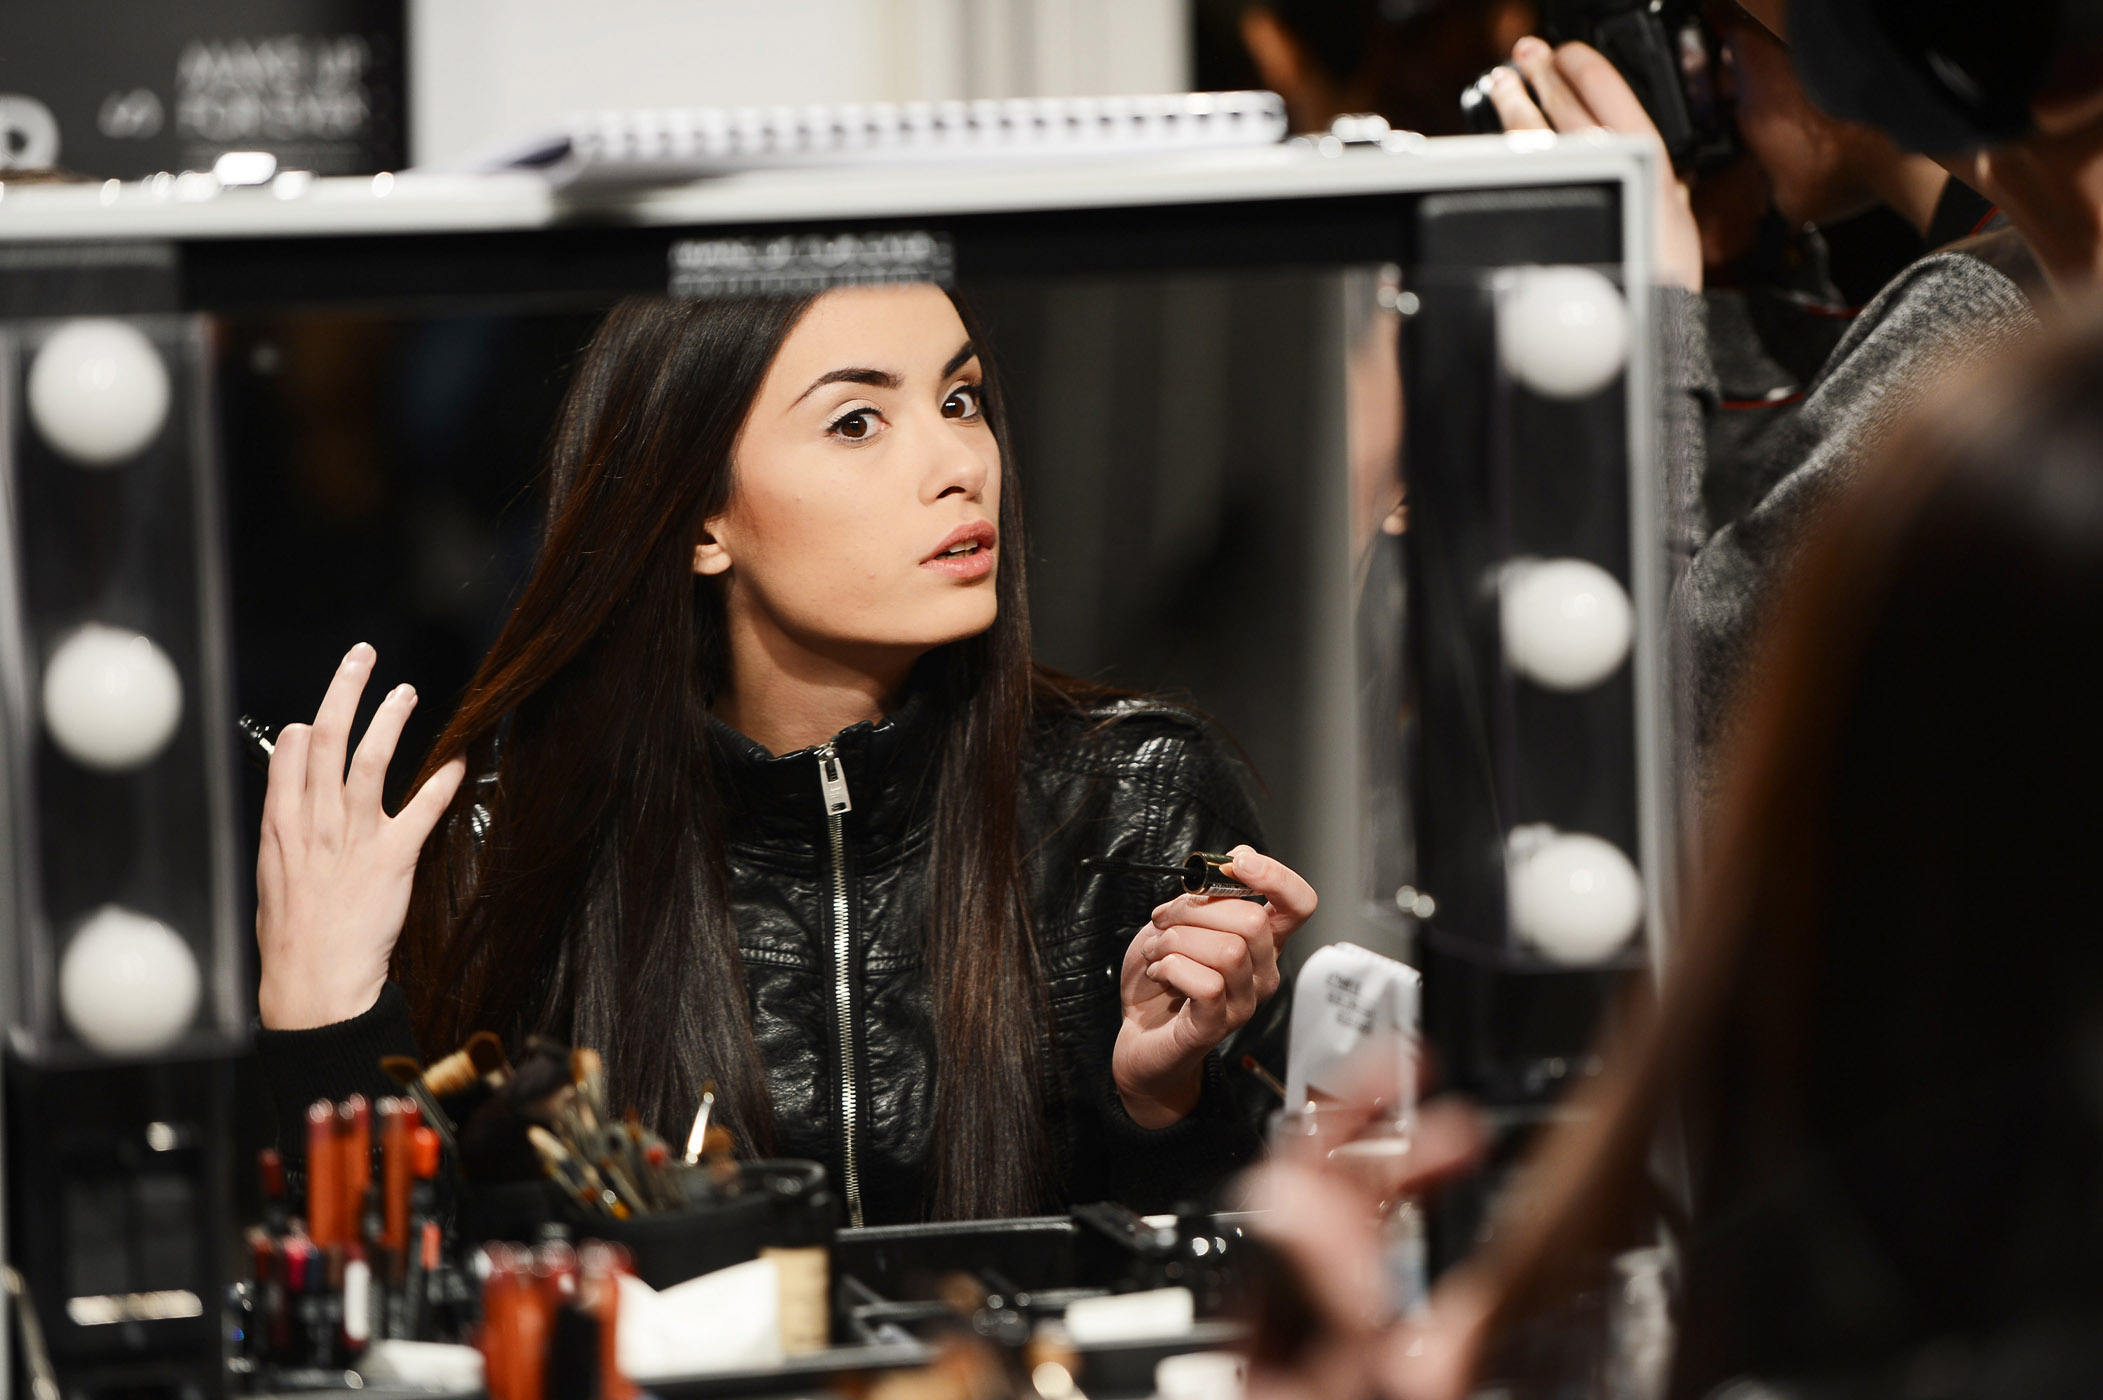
[713,605,917,756]
[1870,154,1954,239]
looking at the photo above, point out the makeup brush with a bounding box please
[379,1056,461,1158]
[1240,1054,1288,1099]
[528,1126,629,1219]
[590,1144,650,1218]
[420,1029,511,1101]
[683,1085,716,1166]
[571,1048,608,1134]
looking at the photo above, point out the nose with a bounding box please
[919,410,991,504]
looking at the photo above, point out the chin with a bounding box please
[841,597,998,657]
[908,596,1000,651]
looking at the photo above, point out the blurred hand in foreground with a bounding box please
[1239,1096,1492,1400]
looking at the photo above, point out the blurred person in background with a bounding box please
[1481,24,2046,763]
[1226,0,1538,135]
[1249,310,2103,1400]
[1772,0,2103,291]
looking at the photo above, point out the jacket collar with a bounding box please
[707,689,943,848]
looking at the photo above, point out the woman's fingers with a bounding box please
[1146,952,1229,1035]
[347,683,419,818]
[1553,41,1664,147]
[1146,925,1261,1005]
[1483,66,1550,131]
[392,755,468,851]
[304,643,376,828]
[1154,889,1270,938]
[262,722,311,843]
[1511,36,1600,133]
[1226,846,1318,940]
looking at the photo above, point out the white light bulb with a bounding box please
[42,624,184,771]
[1500,558,1634,690]
[1507,828,1644,964]
[59,905,202,1057]
[1496,266,1630,400]
[26,319,171,466]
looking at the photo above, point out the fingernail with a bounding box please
[1143,936,1161,960]
[345,642,373,666]
[394,683,417,703]
[1514,35,1547,60]
[1151,904,1171,927]
[1235,848,1267,877]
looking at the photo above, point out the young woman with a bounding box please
[252,284,1316,1225]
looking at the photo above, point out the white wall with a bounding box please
[410,0,1191,169]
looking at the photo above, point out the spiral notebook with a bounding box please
[485,91,1288,189]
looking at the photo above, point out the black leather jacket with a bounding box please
[257,696,1289,1225]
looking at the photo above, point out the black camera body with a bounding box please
[1461,0,1737,172]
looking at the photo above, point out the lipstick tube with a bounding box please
[342,1096,372,1246]
[305,1102,341,1248]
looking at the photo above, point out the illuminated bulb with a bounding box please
[1496,266,1630,399]
[42,624,184,771]
[1508,827,1643,964]
[26,319,171,465]
[59,906,201,1056]
[1501,558,1634,690]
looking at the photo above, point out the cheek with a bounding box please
[732,477,882,599]
[728,465,924,620]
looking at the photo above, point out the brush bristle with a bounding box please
[379,1055,424,1086]
[464,1030,509,1077]
[421,1048,479,1098]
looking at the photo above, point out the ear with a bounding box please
[693,522,733,577]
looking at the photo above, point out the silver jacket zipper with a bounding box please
[814,742,863,1228]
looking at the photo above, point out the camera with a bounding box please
[1460,0,1737,172]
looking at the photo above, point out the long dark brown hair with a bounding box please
[1459,314,2103,1390]
[395,290,1082,1219]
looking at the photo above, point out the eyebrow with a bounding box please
[789,340,977,408]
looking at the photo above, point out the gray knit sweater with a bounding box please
[1663,242,2042,765]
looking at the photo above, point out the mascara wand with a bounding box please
[1082,851,1261,900]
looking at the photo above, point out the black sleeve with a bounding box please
[1080,1056,1263,1214]
[1071,716,1286,1211]
[253,980,421,1167]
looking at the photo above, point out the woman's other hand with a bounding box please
[255,643,467,1030]
[1483,38,1704,292]
[1113,845,1316,1128]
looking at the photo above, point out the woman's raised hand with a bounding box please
[1113,846,1316,1128]
[1483,38,1704,292]
[255,643,467,1030]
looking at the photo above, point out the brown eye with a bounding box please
[943,386,981,421]
[830,409,877,440]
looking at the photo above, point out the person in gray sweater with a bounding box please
[1481,26,2044,764]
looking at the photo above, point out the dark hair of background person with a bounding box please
[1196,0,1538,136]
[1452,317,2103,1394]
[391,292,1112,1220]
